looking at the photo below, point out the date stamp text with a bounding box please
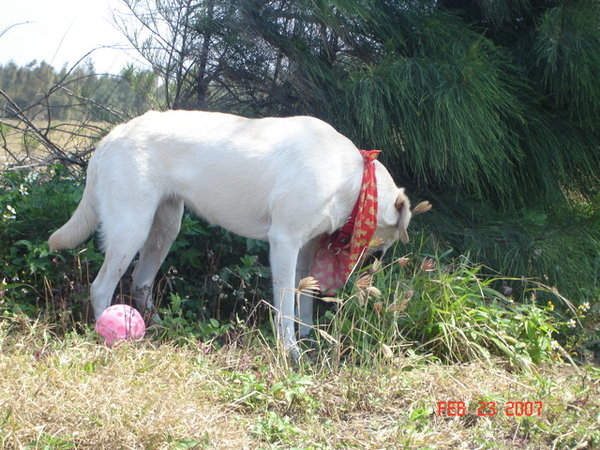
[437,401,543,417]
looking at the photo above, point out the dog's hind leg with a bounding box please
[268,229,302,358]
[296,237,320,338]
[132,197,185,315]
[90,230,151,320]
[89,202,159,320]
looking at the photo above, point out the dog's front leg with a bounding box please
[296,237,319,338]
[269,232,301,359]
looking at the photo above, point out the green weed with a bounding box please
[315,248,568,371]
[153,293,233,346]
[252,411,301,445]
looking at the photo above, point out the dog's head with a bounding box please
[373,178,432,257]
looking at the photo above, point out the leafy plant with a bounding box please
[252,411,301,445]
[317,246,565,371]
[0,167,104,323]
[154,293,233,346]
[223,368,316,414]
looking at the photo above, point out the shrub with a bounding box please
[0,166,100,322]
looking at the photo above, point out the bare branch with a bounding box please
[0,21,32,39]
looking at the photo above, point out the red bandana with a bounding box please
[311,150,380,293]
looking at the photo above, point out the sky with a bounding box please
[0,0,144,74]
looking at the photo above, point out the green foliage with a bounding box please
[338,43,526,202]
[252,411,301,445]
[161,215,271,322]
[153,293,233,345]
[531,2,600,122]
[120,64,164,112]
[0,166,102,322]
[223,368,316,412]
[318,249,572,371]
[417,196,600,304]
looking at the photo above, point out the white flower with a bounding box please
[567,319,576,328]
[18,184,29,196]
[551,340,560,350]
[24,172,38,184]
[3,205,16,220]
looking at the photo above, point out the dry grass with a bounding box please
[0,120,106,168]
[0,330,251,448]
[0,317,599,449]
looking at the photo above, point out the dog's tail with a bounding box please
[49,176,99,252]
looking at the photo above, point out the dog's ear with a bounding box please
[395,188,411,244]
[412,200,432,215]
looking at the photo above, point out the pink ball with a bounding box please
[95,304,146,347]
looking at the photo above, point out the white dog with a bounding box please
[49,110,425,357]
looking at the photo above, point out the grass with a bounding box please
[1,316,599,449]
